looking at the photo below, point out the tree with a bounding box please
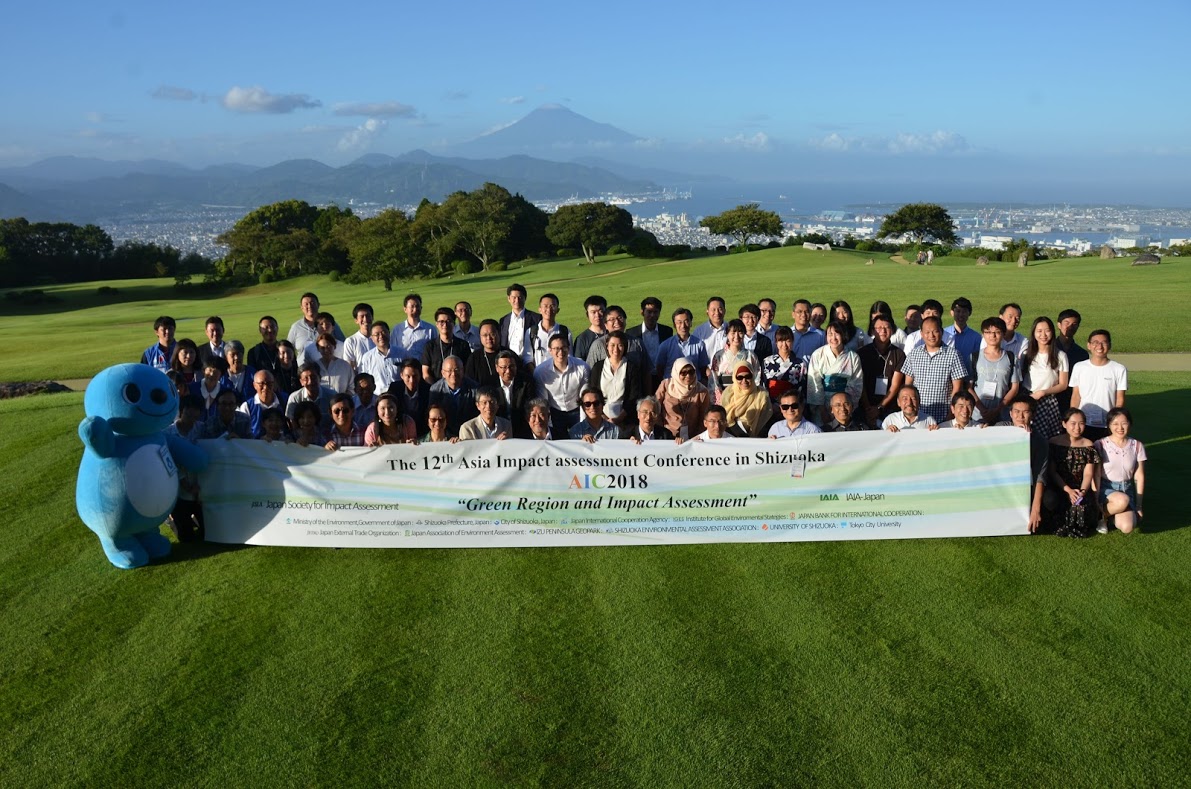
[877,203,959,245]
[441,183,516,271]
[410,199,458,278]
[343,209,423,290]
[699,204,783,251]
[216,199,322,280]
[546,202,635,264]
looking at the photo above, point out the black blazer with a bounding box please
[747,333,774,361]
[626,323,674,343]
[499,310,541,350]
[497,377,536,438]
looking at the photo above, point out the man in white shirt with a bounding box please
[691,405,729,441]
[533,334,590,438]
[390,293,435,361]
[693,296,728,360]
[1069,329,1127,441]
[197,316,227,370]
[357,321,404,392]
[882,386,939,431]
[341,303,375,371]
[525,293,570,369]
[499,283,540,360]
[453,301,482,352]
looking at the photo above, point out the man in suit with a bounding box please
[620,396,675,443]
[458,386,512,441]
[499,283,540,362]
[391,358,432,436]
[626,296,673,374]
[738,303,774,361]
[493,351,534,438]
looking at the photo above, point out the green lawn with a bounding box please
[2,253,1188,784]
[2,247,1187,381]
[2,372,1187,785]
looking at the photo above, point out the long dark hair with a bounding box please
[1021,316,1060,386]
[373,393,406,445]
[830,300,858,341]
[867,300,894,334]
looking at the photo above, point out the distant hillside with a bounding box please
[0,182,67,222]
[3,152,659,222]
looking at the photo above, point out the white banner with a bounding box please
[198,429,1031,548]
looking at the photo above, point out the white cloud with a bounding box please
[722,132,771,152]
[337,118,387,152]
[333,101,417,119]
[221,86,321,114]
[808,130,970,155]
[500,96,526,105]
[152,85,197,101]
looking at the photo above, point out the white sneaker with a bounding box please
[1096,519,1109,535]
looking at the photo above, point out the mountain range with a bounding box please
[0,106,704,223]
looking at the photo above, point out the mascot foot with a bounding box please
[135,530,173,559]
[100,536,149,569]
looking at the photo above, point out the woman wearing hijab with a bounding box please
[709,319,759,403]
[655,356,711,442]
[721,360,772,437]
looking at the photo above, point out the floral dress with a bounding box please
[1048,443,1100,538]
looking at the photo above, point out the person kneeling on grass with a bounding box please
[1095,407,1145,535]
[1044,407,1100,538]
[165,394,207,542]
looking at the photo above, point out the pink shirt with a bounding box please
[1095,438,1146,483]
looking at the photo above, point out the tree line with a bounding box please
[0,218,211,288]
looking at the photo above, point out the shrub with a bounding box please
[488,262,507,272]
[555,248,577,258]
[607,244,629,255]
[96,286,119,296]
[452,260,475,278]
[327,270,341,282]
[258,271,275,284]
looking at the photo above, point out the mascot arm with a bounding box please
[166,434,210,472]
[79,416,116,458]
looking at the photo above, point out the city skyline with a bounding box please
[2,1,1190,204]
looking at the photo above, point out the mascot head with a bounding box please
[85,364,178,436]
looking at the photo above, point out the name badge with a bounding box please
[790,459,807,478]
[159,444,177,477]
[874,378,888,396]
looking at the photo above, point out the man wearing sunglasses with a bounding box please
[767,391,822,438]
[569,386,619,443]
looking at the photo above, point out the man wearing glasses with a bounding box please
[1069,329,1127,441]
[237,370,287,438]
[533,335,590,438]
[768,391,822,438]
[569,386,619,442]
[421,307,472,384]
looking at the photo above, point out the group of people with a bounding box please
[140,285,1146,540]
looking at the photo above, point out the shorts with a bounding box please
[1099,479,1137,510]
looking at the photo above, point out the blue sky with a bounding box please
[2,0,1189,199]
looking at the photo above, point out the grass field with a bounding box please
[2,247,1188,381]
[2,251,1188,785]
[1,373,1188,785]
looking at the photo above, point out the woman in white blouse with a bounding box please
[1018,316,1069,438]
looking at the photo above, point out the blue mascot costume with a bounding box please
[77,364,209,569]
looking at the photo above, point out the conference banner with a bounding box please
[198,428,1031,548]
